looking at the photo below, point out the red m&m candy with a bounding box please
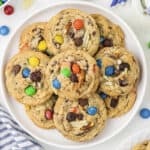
[45,109,53,120]
[4,5,14,15]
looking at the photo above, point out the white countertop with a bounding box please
[0,0,150,150]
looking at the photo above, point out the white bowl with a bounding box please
[0,0,10,9]
[0,1,147,149]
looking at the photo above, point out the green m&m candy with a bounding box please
[60,68,71,77]
[25,85,37,96]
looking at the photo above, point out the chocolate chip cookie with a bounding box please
[132,140,150,150]
[25,94,58,128]
[91,14,125,51]
[98,88,136,118]
[19,22,52,56]
[95,47,140,96]
[54,94,107,142]
[5,50,52,105]
[46,50,100,99]
[45,9,100,56]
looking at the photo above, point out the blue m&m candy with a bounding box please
[105,66,115,76]
[100,36,105,44]
[2,0,8,2]
[96,59,102,68]
[22,68,30,78]
[0,25,10,36]
[140,108,150,119]
[99,92,107,100]
[52,79,61,89]
[87,107,97,115]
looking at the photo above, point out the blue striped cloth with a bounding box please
[0,106,43,150]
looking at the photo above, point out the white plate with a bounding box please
[0,1,147,149]
[118,128,150,150]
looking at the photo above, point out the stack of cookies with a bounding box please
[5,8,140,142]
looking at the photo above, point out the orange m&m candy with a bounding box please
[73,19,84,30]
[72,63,80,74]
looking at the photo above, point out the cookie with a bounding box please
[132,140,150,150]
[19,22,52,56]
[95,47,140,96]
[25,94,58,129]
[44,9,100,56]
[5,50,52,105]
[99,88,136,118]
[91,14,125,51]
[54,94,107,142]
[46,50,100,98]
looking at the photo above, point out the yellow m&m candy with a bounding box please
[54,35,64,44]
[28,56,40,67]
[38,40,47,51]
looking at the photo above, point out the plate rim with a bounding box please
[0,1,148,149]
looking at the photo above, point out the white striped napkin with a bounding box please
[0,106,43,150]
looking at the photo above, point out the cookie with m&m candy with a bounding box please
[44,9,100,56]
[5,50,52,105]
[19,22,52,57]
[54,94,107,142]
[46,50,100,99]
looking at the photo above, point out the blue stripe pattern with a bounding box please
[0,106,43,150]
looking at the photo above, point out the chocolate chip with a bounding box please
[103,39,113,47]
[77,113,83,120]
[12,65,21,75]
[119,79,128,86]
[78,98,88,107]
[69,32,75,39]
[110,98,119,108]
[70,74,78,82]
[119,63,130,71]
[30,70,42,82]
[92,31,96,36]
[74,37,83,47]
[66,112,76,122]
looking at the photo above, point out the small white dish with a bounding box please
[0,1,147,149]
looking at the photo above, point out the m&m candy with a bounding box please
[52,79,61,89]
[99,92,108,100]
[45,109,53,120]
[61,68,71,77]
[73,19,84,30]
[71,63,80,74]
[140,108,150,119]
[96,59,102,68]
[4,5,14,15]
[38,40,47,51]
[0,25,9,36]
[25,85,37,96]
[105,66,115,76]
[54,35,64,44]
[22,68,30,78]
[28,56,40,67]
[87,107,97,115]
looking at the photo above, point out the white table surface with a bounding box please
[0,0,150,150]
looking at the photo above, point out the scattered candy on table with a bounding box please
[0,0,7,7]
[0,25,10,36]
[111,0,128,7]
[87,107,97,115]
[4,5,14,15]
[140,108,150,119]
